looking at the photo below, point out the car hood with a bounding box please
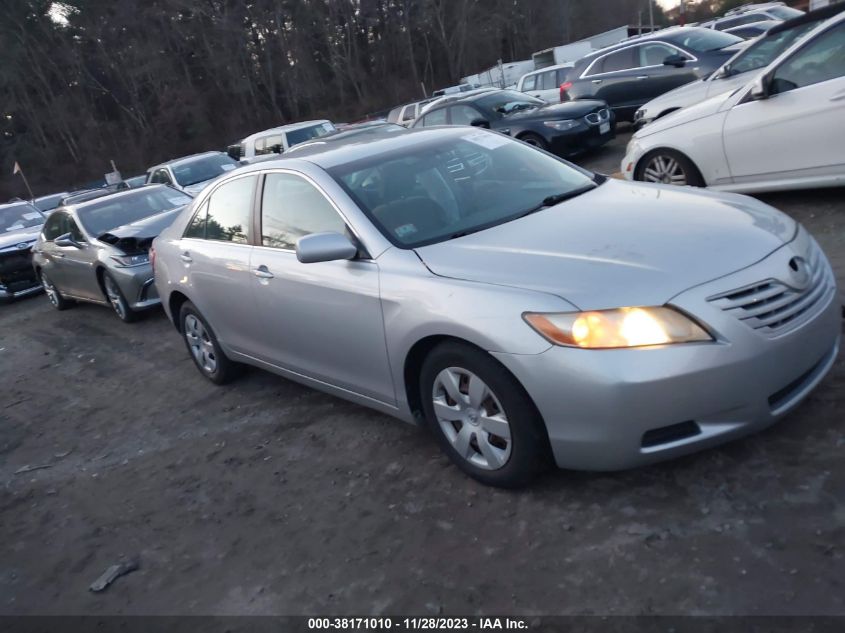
[504,99,607,121]
[0,225,42,252]
[634,89,733,138]
[97,207,184,252]
[640,79,707,116]
[413,180,795,310]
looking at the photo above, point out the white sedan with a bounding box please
[622,10,845,193]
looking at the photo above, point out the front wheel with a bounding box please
[419,342,551,488]
[40,271,70,310]
[179,301,242,385]
[519,133,549,151]
[102,272,138,323]
[636,149,704,187]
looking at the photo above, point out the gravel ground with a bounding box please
[1,129,844,616]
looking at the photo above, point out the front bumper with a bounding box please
[109,262,160,310]
[493,240,841,471]
[621,138,645,181]
[0,249,41,301]
[550,120,616,158]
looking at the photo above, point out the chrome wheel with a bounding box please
[41,274,60,307]
[184,314,217,374]
[642,154,688,185]
[431,367,512,471]
[103,275,127,319]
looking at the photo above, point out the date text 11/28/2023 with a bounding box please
[307,617,530,630]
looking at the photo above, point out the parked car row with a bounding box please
[624,4,845,193]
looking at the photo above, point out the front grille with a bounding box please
[707,243,832,335]
[585,108,610,125]
[0,249,37,290]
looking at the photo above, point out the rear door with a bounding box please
[178,174,263,356]
[249,170,394,404]
[723,21,845,182]
[582,47,640,112]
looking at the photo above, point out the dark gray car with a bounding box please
[563,27,745,121]
[32,185,192,322]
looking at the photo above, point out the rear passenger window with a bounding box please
[420,109,448,126]
[261,173,347,250]
[522,74,536,91]
[598,48,635,74]
[203,175,256,243]
[184,202,208,239]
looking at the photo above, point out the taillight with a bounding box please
[559,82,573,102]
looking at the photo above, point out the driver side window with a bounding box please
[449,105,482,126]
[771,23,845,95]
[42,212,67,241]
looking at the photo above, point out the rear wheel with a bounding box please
[179,301,242,384]
[636,149,704,187]
[519,133,549,151]
[419,342,551,488]
[40,271,70,310]
[102,272,138,323]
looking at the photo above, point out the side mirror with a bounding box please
[663,54,687,68]
[750,75,770,100]
[296,232,357,264]
[55,232,82,248]
[470,118,490,129]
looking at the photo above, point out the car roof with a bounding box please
[239,120,332,144]
[576,26,716,64]
[767,1,844,35]
[226,127,489,173]
[147,151,228,172]
[0,201,40,213]
[63,184,173,213]
[524,61,574,75]
[286,123,408,154]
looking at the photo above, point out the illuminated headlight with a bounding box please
[543,120,578,131]
[110,253,150,267]
[523,307,712,349]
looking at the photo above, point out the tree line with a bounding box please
[1,0,741,199]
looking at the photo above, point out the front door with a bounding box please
[723,22,845,183]
[249,170,395,405]
[56,216,101,301]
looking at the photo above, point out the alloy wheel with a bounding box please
[184,314,217,374]
[41,274,59,307]
[642,154,688,185]
[103,276,127,319]
[431,367,512,470]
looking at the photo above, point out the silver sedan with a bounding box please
[152,128,840,487]
[32,186,192,322]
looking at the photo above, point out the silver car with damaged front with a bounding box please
[32,186,192,321]
[152,127,840,487]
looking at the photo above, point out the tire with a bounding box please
[419,341,551,488]
[40,271,70,311]
[635,148,704,187]
[101,271,138,323]
[179,300,242,385]
[519,133,549,151]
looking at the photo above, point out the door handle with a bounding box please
[592,79,602,84]
[253,266,274,279]
[180,252,193,263]
[636,76,649,80]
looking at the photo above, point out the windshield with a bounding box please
[476,90,544,116]
[767,7,803,20]
[33,194,66,212]
[172,154,239,187]
[673,29,743,52]
[286,122,336,147]
[0,203,44,232]
[723,21,818,76]
[77,187,192,236]
[329,131,596,248]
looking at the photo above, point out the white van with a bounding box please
[229,120,336,160]
[516,63,574,103]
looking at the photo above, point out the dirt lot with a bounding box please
[2,130,844,616]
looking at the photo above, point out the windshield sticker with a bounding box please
[23,212,42,220]
[322,122,334,132]
[6,223,24,232]
[220,164,236,171]
[395,224,417,238]
[463,131,510,150]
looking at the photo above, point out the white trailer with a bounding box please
[531,25,656,69]
[462,59,535,89]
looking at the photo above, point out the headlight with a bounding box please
[523,307,712,349]
[543,120,578,131]
[634,109,645,121]
[110,253,150,267]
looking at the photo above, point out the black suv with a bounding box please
[411,89,615,157]
[563,27,745,122]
